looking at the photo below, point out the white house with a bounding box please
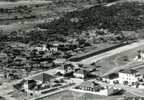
[118,69,141,85]
[74,70,84,79]
[78,81,121,96]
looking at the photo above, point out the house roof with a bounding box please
[119,69,137,74]
[31,73,55,83]
[75,70,84,74]
[80,81,100,88]
[103,73,119,79]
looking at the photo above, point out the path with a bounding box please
[78,40,144,65]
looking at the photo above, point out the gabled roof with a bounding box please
[80,81,100,88]
[75,69,84,74]
[103,73,119,79]
[32,73,55,83]
[119,69,137,74]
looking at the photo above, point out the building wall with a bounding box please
[102,78,118,85]
[118,72,138,85]
[74,73,84,79]
[79,85,116,96]
[50,47,58,52]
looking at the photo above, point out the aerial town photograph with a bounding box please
[1,0,144,100]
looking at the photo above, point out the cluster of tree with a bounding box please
[0,2,143,44]
[39,2,144,36]
[53,0,115,6]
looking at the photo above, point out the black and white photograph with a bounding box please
[0,0,144,100]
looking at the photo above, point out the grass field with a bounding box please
[94,41,144,76]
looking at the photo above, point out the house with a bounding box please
[78,81,121,96]
[56,62,75,73]
[118,69,142,85]
[34,44,48,52]
[48,44,58,52]
[56,62,80,77]
[31,73,55,84]
[23,80,37,93]
[53,59,66,65]
[74,69,85,79]
[23,73,56,94]
[102,73,119,85]
[47,43,58,52]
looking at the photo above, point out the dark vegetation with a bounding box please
[0,0,123,44]
[39,1,144,38]
[1,2,143,44]
[0,1,143,45]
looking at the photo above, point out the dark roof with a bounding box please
[27,80,37,90]
[80,81,100,88]
[32,73,55,83]
[119,69,137,74]
[28,80,36,84]
[103,73,119,79]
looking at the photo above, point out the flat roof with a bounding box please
[119,69,137,74]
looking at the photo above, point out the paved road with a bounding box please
[77,40,144,65]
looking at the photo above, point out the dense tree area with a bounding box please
[40,2,144,35]
[0,1,144,43]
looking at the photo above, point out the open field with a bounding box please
[0,0,100,33]
[75,40,144,76]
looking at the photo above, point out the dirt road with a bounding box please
[78,40,144,65]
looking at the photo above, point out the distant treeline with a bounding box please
[39,1,144,35]
[0,1,143,44]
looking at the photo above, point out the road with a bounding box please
[77,40,144,65]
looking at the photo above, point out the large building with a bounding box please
[118,69,142,85]
[23,73,56,94]
[77,81,121,96]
